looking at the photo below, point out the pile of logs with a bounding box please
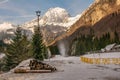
[29,59,57,72]
[14,59,57,73]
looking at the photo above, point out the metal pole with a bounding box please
[36,10,41,27]
[35,10,51,60]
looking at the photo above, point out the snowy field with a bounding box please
[84,52,120,58]
[0,53,120,80]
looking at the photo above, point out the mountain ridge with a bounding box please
[48,0,120,46]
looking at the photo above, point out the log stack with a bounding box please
[29,59,57,72]
[14,59,57,73]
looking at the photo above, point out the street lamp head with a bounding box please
[36,10,41,16]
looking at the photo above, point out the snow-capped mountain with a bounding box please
[0,7,81,45]
[22,7,81,29]
[0,22,16,40]
[21,7,81,45]
[0,22,14,32]
[40,7,81,28]
[42,7,70,24]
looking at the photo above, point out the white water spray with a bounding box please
[57,40,69,56]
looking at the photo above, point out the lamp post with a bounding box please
[35,10,51,60]
[36,10,41,27]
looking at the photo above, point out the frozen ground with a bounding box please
[84,52,120,58]
[0,53,120,80]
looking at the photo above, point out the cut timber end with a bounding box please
[14,69,27,73]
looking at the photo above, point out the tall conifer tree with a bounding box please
[32,26,44,60]
[5,27,29,71]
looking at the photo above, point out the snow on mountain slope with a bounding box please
[62,14,81,28]
[21,19,37,33]
[41,7,81,28]
[20,7,82,45]
[0,22,14,31]
[42,7,70,23]
[0,22,15,40]
[22,7,81,30]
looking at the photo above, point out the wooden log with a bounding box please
[14,69,27,73]
[26,70,52,73]
[14,69,52,73]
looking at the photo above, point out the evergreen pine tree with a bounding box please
[32,26,44,60]
[114,30,119,44]
[5,27,22,70]
[20,32,31,59]
[5,27,30,71]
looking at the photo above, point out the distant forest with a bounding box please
[71,29,120,55]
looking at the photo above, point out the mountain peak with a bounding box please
[42,7,70,23]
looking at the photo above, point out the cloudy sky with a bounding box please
[0,0,94,24]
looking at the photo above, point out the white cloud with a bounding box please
[0,0,29,16]
[0,2,35,24]
[0,5,28,15]
[0,0,9,4]
[0,15,35,18]
[0,15,35,24]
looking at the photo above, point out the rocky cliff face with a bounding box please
[80,0,120,38]
[82,0,119,25]
[68,0,120,35]
[49,0,120,46]
[48,0,120,56]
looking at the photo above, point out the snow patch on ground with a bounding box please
[84,52,120,58]
[46,55,79,61]
[0,53,120,80]
[10,59,32,72]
